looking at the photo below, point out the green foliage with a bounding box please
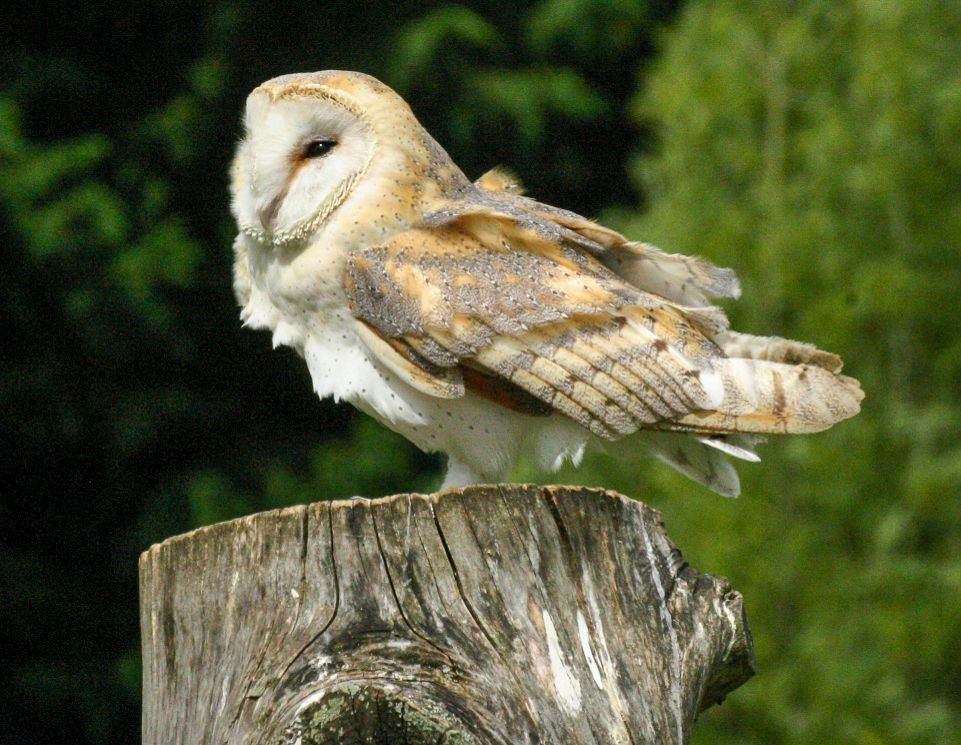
[464,67,606,143]
[390,6,501,91]
[386,0,674,213]
[526,0,649,58]
[566,1,961,742]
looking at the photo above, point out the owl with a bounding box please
[230,71,863,496]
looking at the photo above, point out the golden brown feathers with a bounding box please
[345,187,862,442]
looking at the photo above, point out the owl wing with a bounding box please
[345,197,861,441]
[345,215,718,438]
[473,169,741,307]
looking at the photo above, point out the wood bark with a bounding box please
[141,484,754,744]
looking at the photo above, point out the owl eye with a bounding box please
[303,139,337,159]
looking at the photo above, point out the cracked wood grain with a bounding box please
[140,485,754,745]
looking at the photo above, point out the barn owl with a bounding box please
[231,71,863,496]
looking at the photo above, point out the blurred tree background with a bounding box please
[1,0,958,742]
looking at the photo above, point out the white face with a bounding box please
[232,90,372,243]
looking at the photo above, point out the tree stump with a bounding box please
[140,484,754,744]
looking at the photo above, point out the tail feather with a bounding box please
[697,434,762,462]
[715,330,844,373]
[667,358,864,435]
[642,433,742,497]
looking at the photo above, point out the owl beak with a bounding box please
[258,193,285,232]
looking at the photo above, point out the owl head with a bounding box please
[231,71,467,245]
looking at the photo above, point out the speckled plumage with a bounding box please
[231,71,863,495]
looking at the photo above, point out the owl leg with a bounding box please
[440,458,486,490]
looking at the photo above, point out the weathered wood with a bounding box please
[141,485,754,744]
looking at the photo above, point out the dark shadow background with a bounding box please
[2,1,959,743]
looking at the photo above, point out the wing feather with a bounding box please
[344,189,861,443]
[352,319,464,398]
[345,219,719,437]
[485,190,742,305]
